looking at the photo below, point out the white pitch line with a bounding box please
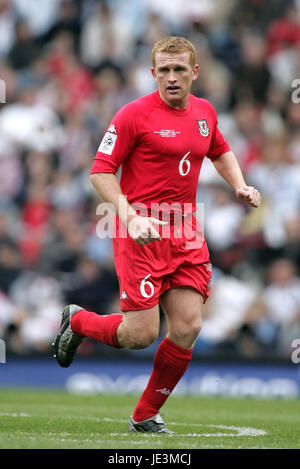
[6,434,123,446]
[0,413,267,438]
[103,418,267,437]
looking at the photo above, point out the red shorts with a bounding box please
[113,214,212,311]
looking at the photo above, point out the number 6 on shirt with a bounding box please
[179,151,191,176]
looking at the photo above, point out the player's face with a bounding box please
[151,51,199,109]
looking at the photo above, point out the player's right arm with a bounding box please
[90,104,164,246]
[90,172,164,246]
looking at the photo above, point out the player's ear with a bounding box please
[151,67,157,81]
[192,64,199,81]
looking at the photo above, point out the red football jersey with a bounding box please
[90,90,230,212]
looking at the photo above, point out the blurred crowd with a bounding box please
[0,0,300,359]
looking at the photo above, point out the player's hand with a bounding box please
[127,215,167,246]
[236,186,261,208]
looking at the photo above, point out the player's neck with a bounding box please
[158,90,190,110]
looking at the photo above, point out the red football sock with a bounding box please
[132,337,192,422]
[70,310,122,348]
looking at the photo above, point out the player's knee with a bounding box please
[128,330,158,350]
[171,319,202,343]
[191,319,202,337]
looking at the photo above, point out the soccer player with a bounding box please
[53,36,261,433]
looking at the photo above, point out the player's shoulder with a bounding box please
[190,95,217,119]
[116,93,156,120]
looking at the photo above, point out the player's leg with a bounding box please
[162,286,203,349]
[116,306,160,349]
[129,217,211,432]
[131,287,203,427]
[70,305,160,349]
[53,304,160,367]
[54,224,163,367]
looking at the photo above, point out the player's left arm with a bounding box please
[212,150,261,208]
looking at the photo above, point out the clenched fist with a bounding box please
[236,186,261,208]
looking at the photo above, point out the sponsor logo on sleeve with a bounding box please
[98,131,117,155]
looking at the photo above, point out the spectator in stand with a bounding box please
[0,0,16,59]
[197,269,259,352]
[0,241,21,294]
[266,2,300,58]
[204,183,245,252]
[10,271,64,352]
[80,1,135,69]
[62,256,118,313]
[7,19,41,70]
[232,32,271,105]
[247,135,300,248]
[0,81,64,152]
[12,0,62,39]
[245,258,300,354]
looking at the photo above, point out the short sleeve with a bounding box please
[203,101,231,162]
[90,103,139,175]
[206,126,231,162]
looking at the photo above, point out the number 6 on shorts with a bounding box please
[140,274,154,298]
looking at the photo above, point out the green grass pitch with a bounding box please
[0,388,299,449]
